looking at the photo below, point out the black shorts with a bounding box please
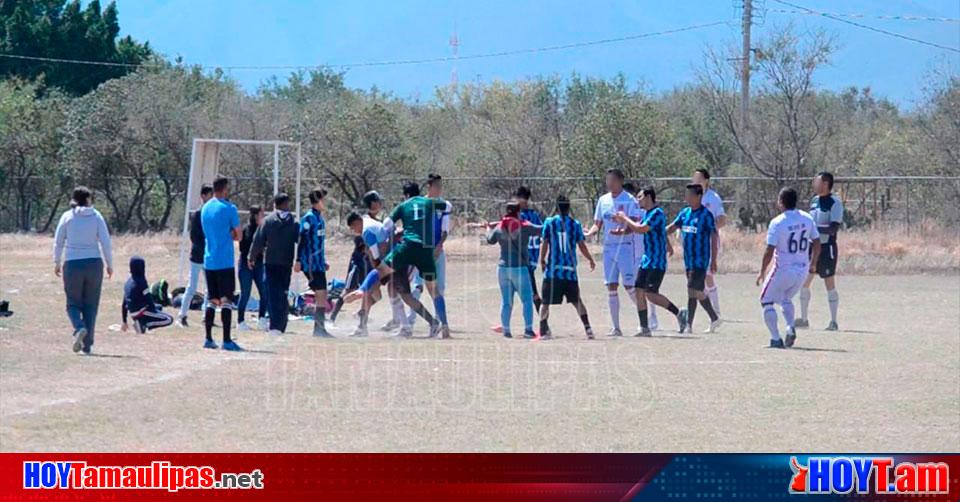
[346,253,371,290]
[815,242,838,278]
[686,269,707,291]
[205,268,236,302]
[304,270,327,291]
[636,268,666,293]
[542,278,580,305]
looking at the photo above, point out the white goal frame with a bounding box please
[178,138,302,284]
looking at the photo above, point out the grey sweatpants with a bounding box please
[63,258,104,351]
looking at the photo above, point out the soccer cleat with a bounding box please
[203,339,219,349]
[794,319,809,329]
[350,326,369,337]
[257,317,269,331]
[540,331,554,340]
[177,316,189,328]
[704,319,722,334]
[380,319,400,332]
[769,338,785,349]
[785,327,797,348]
[72,327,88,353]
[428,323,442,338]
[523,330,536,339]
[585,329,595,340]
[441,326,452,339]
[677,310,688,334]
[221,340,244,352]
[268,329,283,337]
[825,321,839,331]
[237,321,252,332]
[606,328,623,337]
[635,328,652,337]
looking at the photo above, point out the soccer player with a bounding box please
[516,186,544,311]
[585,168,643,337]
[426,174,451,296]
[539,195,596,340]
[624,183,659,331]
[757,187,821,348]
[666,184,721,334]
[199,176,243,351]
[296,188,332,338]
[798,171,844,331]
[177,184,213,327]
[349,182,451,339]
[612,188,687,336]
[692,168,726,317]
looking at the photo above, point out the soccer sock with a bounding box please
[763,305,780,341]
[433,296,448,326]
[707,286,720,314]
[687,297,698,328]
[221,306,232,343]
[359,270,380,292]
[638,308,648,330]
[648,303,658,325]
[358,308,368,329]
[607,291,621,331]
[699,297,719,322]
[827,289,839,324]
[540,317,550,334]
[800,288,811,320]
[665,302,680,316]
[330,297,345,322]
[390,295,405,323]
[412,302,437,326]
[580,314,591,331]
[782,299,796,329]
[204,306,215,341]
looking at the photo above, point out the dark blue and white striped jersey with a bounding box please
[672,205,715,271]
[640,206,668,271]
[541,215,585,281]
[297,208,326,272]
[520,208,543,268]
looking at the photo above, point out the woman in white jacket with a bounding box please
[53,187,114,354]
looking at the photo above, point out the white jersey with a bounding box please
[766,210,820,269]
[594,190,642,247]
[702,188,726,221]
[361,214,388,259]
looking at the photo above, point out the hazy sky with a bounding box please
[113,0,959,106]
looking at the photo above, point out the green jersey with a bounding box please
[390,196,449,245]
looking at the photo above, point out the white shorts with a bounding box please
[602,243,637,286]
[760,265,806,305]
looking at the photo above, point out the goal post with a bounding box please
[178,138,303,285]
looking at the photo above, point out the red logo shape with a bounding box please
[790,457,808,493]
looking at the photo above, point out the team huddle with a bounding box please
[66,166,845,353]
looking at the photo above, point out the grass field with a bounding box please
[0,233,958,452]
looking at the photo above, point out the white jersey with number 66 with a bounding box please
[767,210,820,269]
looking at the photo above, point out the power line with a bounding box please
[0,21,729,72]
[768,7,960,23]
[771,0,960,53]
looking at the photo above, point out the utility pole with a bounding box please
[740,0,752,130]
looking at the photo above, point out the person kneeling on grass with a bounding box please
[122,256,173,333]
